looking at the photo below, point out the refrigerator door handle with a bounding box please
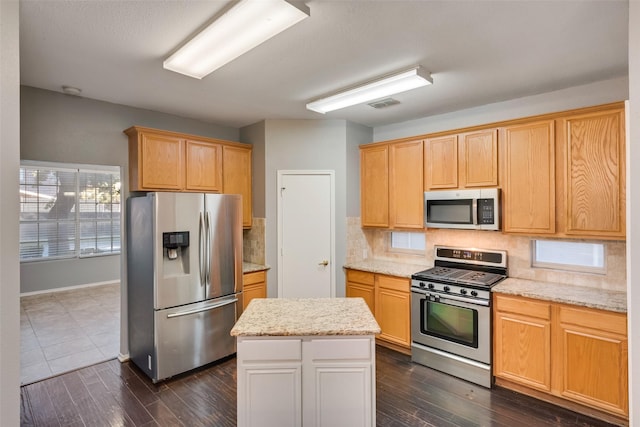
[198,212,206,286]
[205,211,212,286]
[166,297,238,318]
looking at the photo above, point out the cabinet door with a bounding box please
[345,269,375,314]
[375,275,410,348]
[556,306,628,416]
[502,120,556,234]
[237,339,302,427]
[139,132,184,190]
[459,129,498,187]
[303,338,375,427]
[424,134,458,189]
[223,145,253,227]
[493,295,552,392]
[360,145,389,227]
[389,140,424,229]
[185,139,222,192]
[560,108,625,238]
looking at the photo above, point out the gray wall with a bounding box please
[346,121,372,217]
[240,119,366,297]
[627,2,639,422]
[240,121,266,218]
[19,86,239,293]
[373,76,629,142]
[0,1,21,423]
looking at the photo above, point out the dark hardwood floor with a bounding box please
[20,345,621,427]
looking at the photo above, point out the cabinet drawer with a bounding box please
[308,338,372,361]
[244,270,266,286]
[559,305,626,335]
[376,274,409,292]
[494,295,551,320]
[239,339,302,361]
[346,269,374,285]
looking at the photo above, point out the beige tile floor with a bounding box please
[20,282,121,385]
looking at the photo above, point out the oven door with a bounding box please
[411,288,491,364]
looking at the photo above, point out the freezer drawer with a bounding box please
[153,294,240,382]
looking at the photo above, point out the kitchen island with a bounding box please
[230,298,381,427]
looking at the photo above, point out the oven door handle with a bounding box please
[411,289,489,307]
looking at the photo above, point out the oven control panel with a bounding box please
[411,279,491,301]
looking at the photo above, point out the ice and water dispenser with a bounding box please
[162,231,190,277]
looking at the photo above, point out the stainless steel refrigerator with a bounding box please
[126,192,243,382]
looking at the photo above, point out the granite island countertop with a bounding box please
[492,278,627,313]
[230,298,381,337]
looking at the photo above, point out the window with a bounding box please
[532,240,605,274]
[19,162,121,261]
[390,231,425,253]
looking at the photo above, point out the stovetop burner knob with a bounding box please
[460,289,467,295]
[470,290,478,297]
[428,283,434,289]
[443,285,450,292]
[419,282,425,288]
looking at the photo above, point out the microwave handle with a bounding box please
[472,199,478,225]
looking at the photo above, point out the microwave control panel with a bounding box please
[477,198,495,224]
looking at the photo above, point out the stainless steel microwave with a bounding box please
[424,188,500,230]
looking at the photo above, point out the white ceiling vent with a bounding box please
[367,98,400,109]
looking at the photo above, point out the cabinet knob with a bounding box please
[318,260,329,266]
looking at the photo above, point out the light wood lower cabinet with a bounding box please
[237,336,376,427]
[494,294,628,420]
[345,269,410,354]
[242,270,267,311]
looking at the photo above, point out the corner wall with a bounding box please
[0,1,21,423]
[19,86,239,293]
[627,1,639,423]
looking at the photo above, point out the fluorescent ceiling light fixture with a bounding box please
[164,0,309,79]
[306,66,433,114]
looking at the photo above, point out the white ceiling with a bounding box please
[19,0,629,129]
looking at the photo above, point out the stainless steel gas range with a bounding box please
[410,245,507,388]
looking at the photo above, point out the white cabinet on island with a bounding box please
[230,298,381,427]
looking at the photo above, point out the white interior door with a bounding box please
[278,171,334,298]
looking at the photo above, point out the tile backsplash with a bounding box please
[346,217,626,292]
[243,218,266,265]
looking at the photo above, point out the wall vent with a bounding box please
[367,98,400,109]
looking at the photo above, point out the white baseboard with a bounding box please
[20,280,120,297]
[118,353,130,362]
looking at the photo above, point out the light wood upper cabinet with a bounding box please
[125,127,253,225]
[559,107,625,238]
[185,139,222,192]
[501,120,556,234]
[424,134,458,189]
[128,130,185,191]
[424,129,498,190]
[360,144,389,227]
[223,145,253,228]
[459,129,498,187]
[389,140,424,229]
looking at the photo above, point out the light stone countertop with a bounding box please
[230,297,381,337]
[492,278,627,313]
[242,262,269,273]
[343,259,431,278]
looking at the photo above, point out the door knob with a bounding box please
[318,260,329,266]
